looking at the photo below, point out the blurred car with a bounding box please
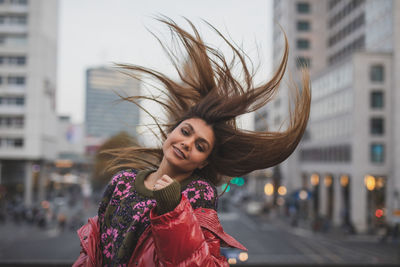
[246,200,263,215]
[220,247,249,265]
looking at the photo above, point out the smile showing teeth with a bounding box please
[173,146,186,159]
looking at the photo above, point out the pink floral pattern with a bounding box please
[98,169,218,266]
[182,179,217,210]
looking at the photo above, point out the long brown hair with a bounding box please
[103,17,311,186]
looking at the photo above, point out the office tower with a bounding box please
[85,67,140,151]
[0,0,59,205]
[265,0,400,232]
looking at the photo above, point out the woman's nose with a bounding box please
[180,142,189,150]
[180,139,193,151]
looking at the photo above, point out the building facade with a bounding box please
[258,0,400,233]
[0,0,59,206]
[85,67,140,153]
[252,0,328,211]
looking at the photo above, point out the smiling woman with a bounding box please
[73,17,310,267]
[162,118,215,176]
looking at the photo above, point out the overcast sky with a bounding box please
[57,0,273,124]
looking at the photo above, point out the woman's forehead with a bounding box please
[180,118,215,144]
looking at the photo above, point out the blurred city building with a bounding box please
[57,115,84,158]
[54,115,87,182]
[84,67,140,154]
[47,115,90,207]
[253,0,400,234]
[0,0,59,206]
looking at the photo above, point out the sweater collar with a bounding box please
[134,169,198,198]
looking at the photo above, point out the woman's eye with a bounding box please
[181,128,189,136]
[196,144,204,152]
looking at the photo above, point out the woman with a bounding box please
[73,17,311,266]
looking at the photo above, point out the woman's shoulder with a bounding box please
[184,178,217,192]
[109,168,138,185]
[182,177,218,211]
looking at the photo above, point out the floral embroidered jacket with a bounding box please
[73,169,246,266]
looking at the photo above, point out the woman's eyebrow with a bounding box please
[183,122,211,148]
[183,122,194,132]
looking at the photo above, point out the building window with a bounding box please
[297,2,311,13]
[370,117,384,135]
[0,116,24,128]
[14,117,24,127]
[296,57,311,68]
[11,0,28,5]
[0,56,26,66]
[371,143,384,163]
[370,65,384,82]
[7,76,25,85]
[15,97,24,105]
[2,34,27,46]
[300,145,351,162]
[370,91,384,109]
[14,138,23,147]
[9,15,27,25]
[0,97,25,106]
[328,13,365,47]
[297,21,310,31]
[297,39,310,49]
[329,0,341,9]
[0,137,24,148]
[8,56,26,65]
[329,34,365,65]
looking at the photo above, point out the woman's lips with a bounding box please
[173,146,186,159]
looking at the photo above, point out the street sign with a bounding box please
[392,210,400,223]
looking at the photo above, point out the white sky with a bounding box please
[57,0,273,124]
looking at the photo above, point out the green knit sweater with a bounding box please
[97,169,218,265]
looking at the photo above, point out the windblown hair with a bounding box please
[104,17,311,186]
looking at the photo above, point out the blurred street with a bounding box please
[0,198,398,265]
[220,204,399,265]
[1,0,400,266]
[0,196,97,264]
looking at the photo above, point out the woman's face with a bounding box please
[162,118,215,173]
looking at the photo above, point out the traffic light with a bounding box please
[231,177,245,186]
[221,177,245,193]
[221,183,231,192]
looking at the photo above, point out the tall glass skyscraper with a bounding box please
[85,67,140,140]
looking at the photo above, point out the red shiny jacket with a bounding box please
[73,196,246,266]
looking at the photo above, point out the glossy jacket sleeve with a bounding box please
[149,195,229,266]
[72,216,101,267]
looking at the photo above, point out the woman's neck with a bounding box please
[152,157,193,183]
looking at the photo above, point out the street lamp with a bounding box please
[238,252,248,262]
[364,175,376,191]
[276,197,285,206]
[299,189,308,200]
[324,175,333,187]
[376,177,384,189]
[277,186,287,196]
[310,174,319,186]
[264,183,274,196]
[340,175,349,187]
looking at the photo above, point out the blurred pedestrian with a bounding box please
[73,17,311,266]
[57,212,66,231]
[289,204,298,227]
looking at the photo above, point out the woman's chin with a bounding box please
[166,158,194,174]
